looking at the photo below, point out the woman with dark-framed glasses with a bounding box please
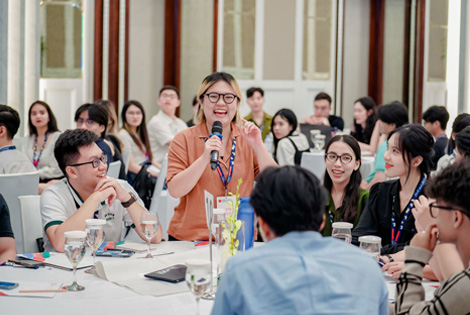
[352,124,434,257]
[166,72,277,241]
[322,135,368,236]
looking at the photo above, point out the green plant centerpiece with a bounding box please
[219,178,243,272]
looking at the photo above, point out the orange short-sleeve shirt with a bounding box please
[166,122,260,241]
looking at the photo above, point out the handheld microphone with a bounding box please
[210,121,223,170]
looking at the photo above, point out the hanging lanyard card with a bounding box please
[217,196,236,217]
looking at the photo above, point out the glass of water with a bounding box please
[359,235,382,262]
[332,222,353,244]
[85,219,106,273]
[186,259,211,315]
[63,230,87,291]
[140,212,159,258]
[314,134,326,151]
[310,129,321,146]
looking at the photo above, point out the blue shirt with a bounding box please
[367,140,387,182]
[211,231,389,315]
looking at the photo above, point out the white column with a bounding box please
[7,0,21,112]
[24,0,40,126]
[82,0,95,103]
[446,1,461,126]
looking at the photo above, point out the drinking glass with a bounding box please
[359,235,382,262]
[310,130,321,147]
[140,212,159,258]
[85,219,106,273]
[314,134,326,151]
[332,222,353,244]
[186,259,211,315]
[63,231,87,291]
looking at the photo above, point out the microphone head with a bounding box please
[212,121,223,134]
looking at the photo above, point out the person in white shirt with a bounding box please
[271,108,309,166]
[148,86,188,165]
[0,105,36,174]
[41,129,162,252]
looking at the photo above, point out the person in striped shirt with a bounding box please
[394,162,470,314]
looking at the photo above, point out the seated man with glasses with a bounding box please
[40,129,162,252]
[148,85,188,166]
[212,166,388,314]
[393,162,470,314]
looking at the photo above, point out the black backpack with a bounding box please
[131,164,155,209]
[287,137,310,166]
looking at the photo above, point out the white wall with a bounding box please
[342,0,370,129]
[128,0,165,122]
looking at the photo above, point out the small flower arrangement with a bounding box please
[220,178,243,268]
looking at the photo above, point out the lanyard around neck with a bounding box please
[206,135,237,193]
[33,132,50,168]
[0,145,16,153]
[391,176,427,245]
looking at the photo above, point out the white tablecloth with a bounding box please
[1,241,438,315]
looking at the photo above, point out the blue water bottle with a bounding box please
[237,197,254,251]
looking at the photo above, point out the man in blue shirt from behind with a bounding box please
[212,166,389,315]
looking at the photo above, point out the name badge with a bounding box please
[217,196,236,217]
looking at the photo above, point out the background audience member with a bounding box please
[301,92,344,131]
[350,96,380,153]
[394,163,470,314]
[119,100,159,180]
[166,72,276,241]
[212,166,389,315]
[244,87,272,141]
[422,105,449,170]
[362,101,409,190]
[453,126,470,164]
[41,129,162,252]
[75,103,126,180]
[148,85,187,166]
[436,113,470,173]
[353,124,434,255]
[95,99,124,154]
[271,108,309,166]
[21,101,62,193]
[0,105,36,174]
[323,135,368,236]
[186,95,199,127]
[0,194,16,264]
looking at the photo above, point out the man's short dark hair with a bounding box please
[0,105,20,140]
[427,162,470,216]
[246,87,264,98]
[159,85,180,99]
[378,101,409,128]
[54,129,98,178]
[422,105,449,130]
[250,166,326,236]
[314,92,332,106]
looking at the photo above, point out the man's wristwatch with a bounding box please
[121,192,137,208]
[385,254,394,263]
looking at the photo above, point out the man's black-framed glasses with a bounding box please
[429,202,470,219]
[204,92,239,104]
[325,152,354,164]
[69,154,107,168]
[76,118,97,127]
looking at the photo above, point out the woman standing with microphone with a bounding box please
[166,72,277,241]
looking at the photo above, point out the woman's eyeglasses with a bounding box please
[325,152,354,164]
[203,93,239,104]
[429,202,470,219]
[69,155,107,168]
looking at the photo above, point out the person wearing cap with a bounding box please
[212,166,388,315]
[40,129,162,252]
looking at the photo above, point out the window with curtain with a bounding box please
[302,0,332,80]
[222,0,256,79]
[40,0,82,78]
